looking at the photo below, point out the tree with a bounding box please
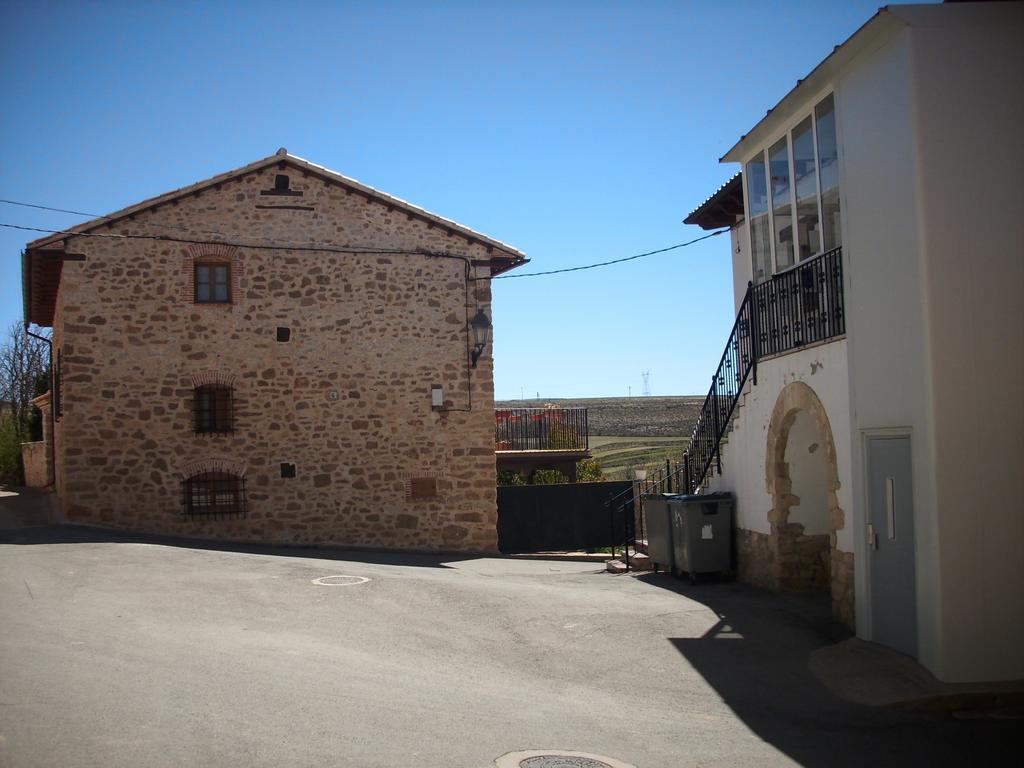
[0,322,51,477]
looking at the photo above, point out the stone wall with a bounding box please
[47,162,513,552]
[21,442,48,487]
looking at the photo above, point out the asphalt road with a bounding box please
[1,524,1019,768]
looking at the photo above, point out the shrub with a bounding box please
[576,458,604,482]
[531,468,569,485]
[497,469,526,486]
[0,418,25,486]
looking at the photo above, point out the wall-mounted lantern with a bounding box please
[470,309,492,368]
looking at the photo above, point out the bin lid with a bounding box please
[668,492,733,503]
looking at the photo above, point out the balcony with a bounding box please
[495,408,590,482]
[751,246,845,358]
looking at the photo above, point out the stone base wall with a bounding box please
[775,522,830,592]
[20,441,49,487]
[735,525,854,629]
[735,528,775,589]
[831,548,855,629]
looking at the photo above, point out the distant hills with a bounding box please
[494,396,703,438]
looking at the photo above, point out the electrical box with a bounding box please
[431,385,444,408]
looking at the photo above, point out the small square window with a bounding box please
[195,262,231,303]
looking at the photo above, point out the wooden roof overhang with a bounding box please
[683,173,745,231]
[22,244,71,328]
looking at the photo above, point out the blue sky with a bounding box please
[0,0,896,398]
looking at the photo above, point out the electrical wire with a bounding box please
[491,229,726,279]
[0,222,443,257]
[1,194,728,279]
[0,197,273,242]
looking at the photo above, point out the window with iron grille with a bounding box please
[194,262,231,303]
[182,471,247,518]
[194,385,233,434]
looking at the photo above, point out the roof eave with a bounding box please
[720,8,903,164]
[24,151,528,269]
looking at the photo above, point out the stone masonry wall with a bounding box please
[49,163,506,551]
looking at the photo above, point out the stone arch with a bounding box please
[178,457,247,480]
[190,369,237,388]
[765,381,853,626]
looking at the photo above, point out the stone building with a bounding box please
[682,2,1023,683]
[21,149,526,552]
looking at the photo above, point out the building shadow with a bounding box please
[0,487,478,570]
[636,571,1022,766]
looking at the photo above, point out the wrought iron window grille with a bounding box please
[181,471,247,519]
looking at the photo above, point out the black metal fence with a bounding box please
[495,408,589,452]
[497,480,631,554]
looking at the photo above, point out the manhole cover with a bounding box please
[311,575,370,586]
[519,758,612,768]
[494,751,635,768]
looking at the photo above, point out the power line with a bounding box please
[0,197,268,242]
[1,193,729,280]
[491,229,726,279]
[0,222,444,257]
[0,198,102,218]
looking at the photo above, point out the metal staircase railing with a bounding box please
[603,247,844,569]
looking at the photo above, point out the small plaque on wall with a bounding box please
[409,477,438,500]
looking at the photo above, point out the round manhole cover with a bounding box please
[519,758,613,768]
[495,751,635,768]
[311,575,370,586]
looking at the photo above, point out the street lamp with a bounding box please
[470,309,492,367]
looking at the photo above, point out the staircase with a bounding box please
[603,247,846,569]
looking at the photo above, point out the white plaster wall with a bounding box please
[831,26,941,672]
[908,12,1024,682]
[729,224,749,314]
[708,340,852,551]
[785,410,830,536]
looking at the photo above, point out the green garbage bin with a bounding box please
[668,493,733,583]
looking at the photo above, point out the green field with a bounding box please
[589,435,690,481]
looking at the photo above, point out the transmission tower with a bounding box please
[641,371,651,397]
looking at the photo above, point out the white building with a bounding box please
[683,1,1023,683]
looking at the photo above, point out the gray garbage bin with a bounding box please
[668,493,733,583]
[642,493,679,573]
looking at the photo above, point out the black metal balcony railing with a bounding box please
[495,408,589,452]
[752,246,845,357]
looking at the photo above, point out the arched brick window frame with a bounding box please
[179,458,247,519]
[181,243,243,308]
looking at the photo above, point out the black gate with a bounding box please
[497,480,633,554]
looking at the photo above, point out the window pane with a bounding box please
[214,283,228,301]
[769,137,793,270]
[197,283,210,301]
[792,117,821,260]
[750,215,771,284]
[213,265,228,284]
[746,155,771,283]
[196,265,210,284]
[815,94,841,250]
[746,157,768,217]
